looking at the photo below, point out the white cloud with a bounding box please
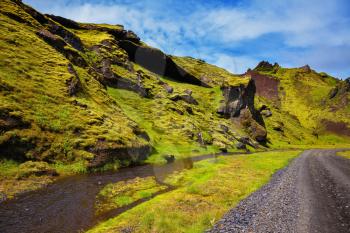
[23,0,350,78]
[209,54,259,74]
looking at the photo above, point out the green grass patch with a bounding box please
[89,150,300,233]
[95,176,168,215]
[337,150,350,159]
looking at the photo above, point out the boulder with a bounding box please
[164,84,174,93]
[184,89,193,95]
[88,142,152,168]
[328,87,338,99]
[300,65,311,72]
[16,161,58,179]
[219,147,228,153]
[261,109,272,117]
[163,155,175,163]
[236,142,246,150]
[170,94,198,105]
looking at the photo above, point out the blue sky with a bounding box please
[24,0,350,79]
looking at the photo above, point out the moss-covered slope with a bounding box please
[0,0,349,179]
[0,0,260,173]
[249,61,350,147]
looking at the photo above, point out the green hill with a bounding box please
[0,0,349,197]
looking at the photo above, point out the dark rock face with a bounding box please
[0,110,30,133]
[163,84,174,93]
[47,22,84,51]
[88,143,152,168]
[45,14,81,29]
[0,109,33,161]
[96,58,152,97]
[329,87,338,99]
[163,155,175,163]
[170,94,198,105]
[322,120,350,137]
[16,161,59,179]
[66,64,82,96]
[345,77,350,85]
[254,61,279,72]
[300,65,311,72]
[218,80,267,143]
[236,142,246,150]
[217,81,260,120]
[37,29,66,48]
[0,134,36,161]
[217,85,247,118]
[36,29,87,67]
[247,70,280,102]
[119,40,205,86]
[18,0,48,25]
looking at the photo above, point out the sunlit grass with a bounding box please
[89,150,300,233]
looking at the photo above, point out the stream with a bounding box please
[0,152,234,233]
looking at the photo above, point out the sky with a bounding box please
[23,0,350,79]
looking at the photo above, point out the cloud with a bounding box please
[23,0,350,79]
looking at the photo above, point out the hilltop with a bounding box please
[0,0,349,198]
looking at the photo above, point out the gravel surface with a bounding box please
[208,149,350,233]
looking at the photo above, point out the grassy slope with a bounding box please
[108,62,250,163]
[253,66,350,147]
[171,56,250,87]
[0,0,147,197]
[89,150,300,233]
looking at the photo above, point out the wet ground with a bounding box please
[0,152,227,233]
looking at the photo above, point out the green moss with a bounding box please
[171,56,250,87]
[95,176,168,215]
[107,82,242,164]
[88,150,300,233]
[70,29,113,47]
[337,150,350,159]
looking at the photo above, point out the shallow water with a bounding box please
[0,153,228,233]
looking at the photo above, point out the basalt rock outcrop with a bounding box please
[217,80,267,143]
[119,40,205,86]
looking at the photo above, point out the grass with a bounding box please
[70,29,113,47]
[171,56,250,87]
[95,176,168,215]
[0,159,55,199]
[337,150,350,159]
[0,2,148,163]
[88,150,301,233]
[253,66,350,147]
[258,67,349,130]
[107,83,244,164]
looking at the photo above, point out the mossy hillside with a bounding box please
[171,56,250,87]
[107,62,252,163]
[0,2,148,166]
[252,65,349,143]
[70,29,113,48]
[88,150,300,233]
[258,67,348,128]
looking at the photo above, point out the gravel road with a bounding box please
[208,149,350,233]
